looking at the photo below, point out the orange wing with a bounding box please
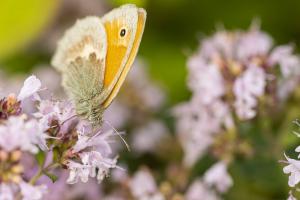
[101,5,146,108]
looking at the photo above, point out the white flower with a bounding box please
[236,28,272,61]
[203,161,233,193]
[269,45,300,78]
[287,192,297,200]
[17,75,41,101]
[0,184,14,200]
[174,100,232,167]
[129,169,160,199]
[283,154,300,187]
[86,151,117,183]
[19,182,47,200]
[187,60,224,104]
[73,129,113,156]
[233,64,266,120]
[185,179,220,200]
[0,116,47,153]
[277,78,300,101]
[140,193,165,200]
[35,100,77,134]
[67,158,90,184]
[67,151,117,184]
[200,31,234,59]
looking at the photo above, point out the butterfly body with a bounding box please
[51,4,146,125]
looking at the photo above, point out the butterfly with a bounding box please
[51,4,146,125]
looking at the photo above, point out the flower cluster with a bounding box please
[174,23,300,167]
[0,75,118,199]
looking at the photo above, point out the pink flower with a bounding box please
[35,100,77,134]
[66,151,117,184]
[67,128,118,184]
[283,154,300,187]
[233,64,266,120]
[187,61,224,104]
[200,31,234,59]
[67,159,90,184]
[129,169,163,200]
[17,75,41,101]
[0,184,14,200]
[269,45,300,78]
[0,116,47,153]
[185,179,220,200]
[203,161,233,193]
[287,192,297,200]
[73,128,113,156]
[174,100,232,166]
[236,27,272,61]
[19,182,47,200]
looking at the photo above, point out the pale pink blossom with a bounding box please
[283,154,300,187]
[129,169,163,200]
[185,179,220,200]
[203,161,233,193]
[0,116,47,153]
[187,60,224,104]
[200,31,234,59]
[174,100,232,166]
[236,27,272,61]
[269,45,300,77]
[0,184,14,200]
[35,100,77,134]
[233,64,266,120]
[287,192,297,200]
[17,75,41,101]
[73,129,113,155]
[67,151,117,184]
[19,182,47,200]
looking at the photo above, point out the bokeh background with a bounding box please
[2,0,300,199]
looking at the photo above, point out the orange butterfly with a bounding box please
[51,4,146,125]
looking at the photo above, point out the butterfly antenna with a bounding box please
[61,114,78,126]
[104,120,130,152]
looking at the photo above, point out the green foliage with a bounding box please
[35,150,46,168]
[0,0,58,60]
[109,0,147,7]
[43,171,58,183]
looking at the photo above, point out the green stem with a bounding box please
[29,162,60,185]
[15,159,60,200]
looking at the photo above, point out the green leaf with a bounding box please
[35,151,46,167]
[43,171,58,183]
[52,147,61,163]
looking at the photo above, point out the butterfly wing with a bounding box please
[51,16,107,73]
[51,17,108,122]
[62,54,109,122]
[100,5,147,108]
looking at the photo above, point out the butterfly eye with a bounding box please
[120,28,126,37]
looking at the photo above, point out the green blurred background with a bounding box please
[3,0,300,104]
[1,0,300,199]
